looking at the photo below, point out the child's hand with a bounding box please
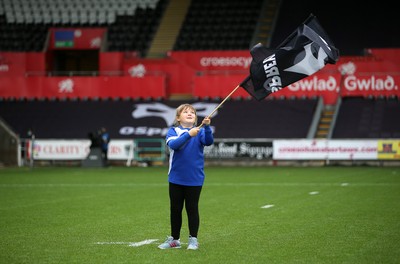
[201,117,211,126]
[189,127,200,137]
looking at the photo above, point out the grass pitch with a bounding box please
[0,166,399,264]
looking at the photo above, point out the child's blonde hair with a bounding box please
[173,103,198,127]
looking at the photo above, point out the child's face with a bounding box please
[178,107,196,127]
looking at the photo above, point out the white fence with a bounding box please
[20,138,166,166]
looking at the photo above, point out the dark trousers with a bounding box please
[169,182,202,240]
[101,148,108,164]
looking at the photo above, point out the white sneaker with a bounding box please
[158,236,181,249]
[187,236,198,250]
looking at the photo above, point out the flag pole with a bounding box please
[198,84,241,128]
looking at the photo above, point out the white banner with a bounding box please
[32,139,91,160]
[273,140,378,160]
[31,139,134,160]
[108,140,135,160]
[29,139,381,161]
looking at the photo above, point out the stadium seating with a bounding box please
[0,19,47,51]
[0,0,165,55]
[107,2,167,55]
[332,97,400,139]
[173,0,263,51]
[0,0,264,53]
[1,0,159,24]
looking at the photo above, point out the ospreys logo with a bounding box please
[119,102,218,136]
[284,42,327,76]
[263,43,328,93]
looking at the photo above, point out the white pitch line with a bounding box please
[309,191,319,195]
[261,204,274,209]
[95,242,131,245]
[0,183,167,188]
[1,182,398,188]
[95,239,159,247]
[128,239,159,247]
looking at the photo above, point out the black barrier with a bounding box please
[0,99,317,140]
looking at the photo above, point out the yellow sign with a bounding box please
[377,140,400,160]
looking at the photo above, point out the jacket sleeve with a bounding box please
[202,125,214,146]
[166,130,191,150]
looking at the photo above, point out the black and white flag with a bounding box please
[240,14,340,101]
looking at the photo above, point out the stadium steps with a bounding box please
[315,106,335,139]
[146,0,190,58]
[253,0,282,46]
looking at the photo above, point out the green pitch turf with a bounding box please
[0,166,399,263]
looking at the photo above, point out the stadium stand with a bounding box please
[0,0,399,142]
[332,97,400,139]
[0,0,167,56]
[0,0,273,54]
[0,15,48,51]
[173,0,264,51]
[107,0,168,56]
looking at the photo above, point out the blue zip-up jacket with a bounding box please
[166,125,214,186]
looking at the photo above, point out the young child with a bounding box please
[158,103,214,250]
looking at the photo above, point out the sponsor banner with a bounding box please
[2,49,400,101]
[29,138,397,161]
[273,139,378,160]
[204,139,273,160]
[116,99,318,139]
[108,140,135,160]
[336,58,400,98]
[30,139,134,160]
[283,69,341,105]
[377,140,400,160]
[31,139,91,160]
[0,100,317,139]
[169,50,252,71]
[340,73,400,98]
